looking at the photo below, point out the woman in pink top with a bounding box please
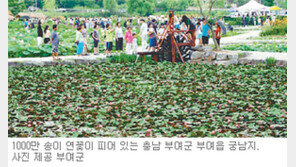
[125,26,133,55]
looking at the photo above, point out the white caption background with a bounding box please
[8,138,287,167]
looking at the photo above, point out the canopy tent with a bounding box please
[237,0,270,12]
[270,6,280,11]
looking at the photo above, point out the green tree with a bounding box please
[213,0,227,8]
[156,0,190,12]
[277,0,287,9]
[126,0,156,16]
[262,0,275,6]
[9,0,26,15]
[233,0,249,6]
[59,0,77,8]
[24,0,44,9]
[196,0,221,51]
[43,0,56,11]
[103,0,118,14]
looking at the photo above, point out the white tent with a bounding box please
[237,0,270,12]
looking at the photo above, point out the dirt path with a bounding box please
[210,30,261,45]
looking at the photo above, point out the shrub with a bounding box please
[266,57,276,66]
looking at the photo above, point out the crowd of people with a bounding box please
[25,15,223,60]
[240,12,277,27]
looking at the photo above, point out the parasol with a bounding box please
[270,6,280,11]
[217,21,227,35]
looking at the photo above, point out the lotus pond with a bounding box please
[8,20,141,58]
[8,62,287,137]
[222,42,287,53]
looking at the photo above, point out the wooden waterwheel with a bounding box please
[138,11,197,63]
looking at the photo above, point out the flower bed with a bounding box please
[260,18,287,36]
[8,62,287,137]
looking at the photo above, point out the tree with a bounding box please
[277,0,287,9]
[262,0,275,6]
[126,0,156,16]
[232,0,249,6]
[213,0,227,8]
[24,0,44,9]
[156,0,191,12]
[9,0,26,15]
[43,0,56,11]
[103,0,118,14]
[196,0,220,51]
[59,0,78,8]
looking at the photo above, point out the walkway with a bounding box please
[210,30,261,45]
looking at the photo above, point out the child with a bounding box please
[148,24,157,52]
[124,26,133,55]
[76,26,84,56]
[196,22,202,47]
[132,33,138,55]
[157,23,165,40]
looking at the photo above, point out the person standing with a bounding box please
[43,25,51,44]
[24,19,28,29]
[148,24,157,52]
[242,15,246,27]
[201,19,210,46]
[115,22,124,53]
[37,21,43,46]
[100,19,105,29]
[50,24,60,60]
[88,19,92,30]
[147,17,152,28]
[92,25,100,55]
[250,16,254,25]
[30,20,35,29]
[214,22,221,46]
[152,19,158,34]
[157,23,165,40]
[196,22,203,47]
[81,25,88,56]
[76,26,84,56]
[139,19,148,50]
[125,26,133,55]
[132,33,138,55]
[258,17,261,26]
[105,23,115,56]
